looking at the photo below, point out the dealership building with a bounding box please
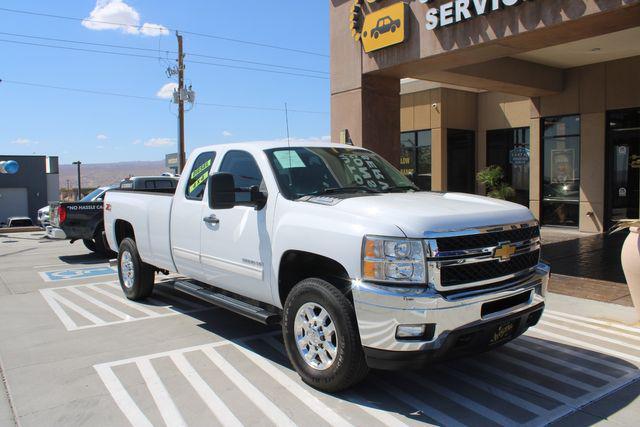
[331,0,640,232]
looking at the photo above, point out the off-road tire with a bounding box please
[282,278,369,392]
[117,237,154,300]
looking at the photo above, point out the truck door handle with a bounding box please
[203,214,219,224]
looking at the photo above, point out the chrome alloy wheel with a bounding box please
[120,250,135,289]
[294,302,338,370]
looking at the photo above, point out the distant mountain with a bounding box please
[59,160,170,189]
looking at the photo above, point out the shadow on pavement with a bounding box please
[542,231,628,284]
[58,253,111,264]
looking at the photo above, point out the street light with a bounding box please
[72,161,82,200]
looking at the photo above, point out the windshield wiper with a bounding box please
[310,186,381,196]
[383,185,419,192]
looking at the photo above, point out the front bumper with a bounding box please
[352,263,549,369]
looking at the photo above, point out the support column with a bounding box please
[580,112,606,232]
[529,98,541,221]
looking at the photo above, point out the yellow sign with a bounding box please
[350,1,407,53]
[493,242,516,262]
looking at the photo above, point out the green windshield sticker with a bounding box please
[188,172,209,194]
[190,159,212,180]
[274,150,305,169]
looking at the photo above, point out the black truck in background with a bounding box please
[50,176,178,255]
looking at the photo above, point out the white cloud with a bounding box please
[96,145,105,149]
[222,130,233,137]
[96,134,108,140]
[132,139,141,145]
[10,138,38,145]
[82,0,168,37]
[144,137,174,147]
[156,83,178,99]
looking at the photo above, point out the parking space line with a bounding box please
[544,312,640,342]
[545,310,640,334]
[539,320,640,351]
[94,365,153,427]
[530,327,640,364]
[170,353,243,427]
[67,287,133,321]
[40,281,216,331]
[201,346,297,427]
[137,359,188,427]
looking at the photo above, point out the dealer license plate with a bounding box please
[490,320,517,344]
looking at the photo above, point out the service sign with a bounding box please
[420,0,531,31]
[350,0,407,53]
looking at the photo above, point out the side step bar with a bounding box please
[172,280,281,325]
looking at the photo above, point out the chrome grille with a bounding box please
[426,221,541,292]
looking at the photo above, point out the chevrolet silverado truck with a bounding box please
[104,141,549,391]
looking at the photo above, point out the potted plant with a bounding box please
[476,165,515,200]
[612,219,640,319]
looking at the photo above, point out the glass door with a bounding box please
[400,130,431,190]
[607,108,640,226]
[486,127,530,206]
[447,129,475,193]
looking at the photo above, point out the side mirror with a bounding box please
[249,185,267,210]
[208,173,236,209]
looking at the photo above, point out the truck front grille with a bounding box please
[426,221,541,292]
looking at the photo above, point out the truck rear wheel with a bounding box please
[82,239,96,252]
[117,237,154,300]
[282,278,369,392]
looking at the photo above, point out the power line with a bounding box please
[0,31,329,75]
[0,38,329,80]
[0,79,329,115]
[0,6,329,58]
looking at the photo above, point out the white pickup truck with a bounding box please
[104,141,549,391]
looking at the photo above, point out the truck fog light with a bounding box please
[396,324,427,339]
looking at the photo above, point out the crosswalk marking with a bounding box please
[94,311,640,427]
[545,309,640,334]
[544,312,640,342]
[41,281,215,331]
[539,320,640,351]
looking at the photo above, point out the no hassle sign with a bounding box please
[420,0,531,31]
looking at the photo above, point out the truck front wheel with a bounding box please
[282,278,369,392]
[117,237,154,300]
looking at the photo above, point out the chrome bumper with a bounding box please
[353,263,549,352]
[45,226,67,240]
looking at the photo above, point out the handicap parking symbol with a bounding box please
[39,267,118,282]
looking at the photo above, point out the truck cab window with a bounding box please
[186,152,216,200]
[219,151,264,203]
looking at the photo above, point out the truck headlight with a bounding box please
[362,236,426,284]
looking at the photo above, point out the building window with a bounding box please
[541,115,581,227]
[400,130,431,190]
[486,127,530,206]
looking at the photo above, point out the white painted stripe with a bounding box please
[343,392,415,427]
[87,284,161,316]
[202,346,296,427]
[445,366,550,416]
[544,313,640,342]
[136,359,187,427]
[48,290,107,325]
[402,373,518,426]
[170,353,243,427]
[492,352,595,392]
[466,360,573,404]
[154,288,204,310]
[67,287,132,321]
[232,342,353,427]
[371,378,465,427]
[539,321,640,353]
[520,334,637,373]
[40,289,78,330]
[545,310,640,334]
[528,328,640,365]
[508,340,619,382]
[94,365,153,427]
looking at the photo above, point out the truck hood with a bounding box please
[325,192,535,238]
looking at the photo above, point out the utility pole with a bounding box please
[176,31,186,174]
[72,161,82,200]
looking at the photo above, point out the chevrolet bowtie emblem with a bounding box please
[493,242,516,262]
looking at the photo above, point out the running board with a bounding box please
[171,280,281,325]
[109,258,118,268]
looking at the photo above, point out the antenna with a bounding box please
[285,102,292,168]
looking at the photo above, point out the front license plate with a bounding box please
[490,320,517,344]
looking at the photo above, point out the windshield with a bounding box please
[80,188,105,202]
[265,147,416,200]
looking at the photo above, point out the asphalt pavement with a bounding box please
[0,232,639,426]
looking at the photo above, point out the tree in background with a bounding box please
[476,165,515,201]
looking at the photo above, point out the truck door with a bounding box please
[199,150,272,303]
[170,151,216,279]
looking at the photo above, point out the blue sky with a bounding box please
[0,0,329,164]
